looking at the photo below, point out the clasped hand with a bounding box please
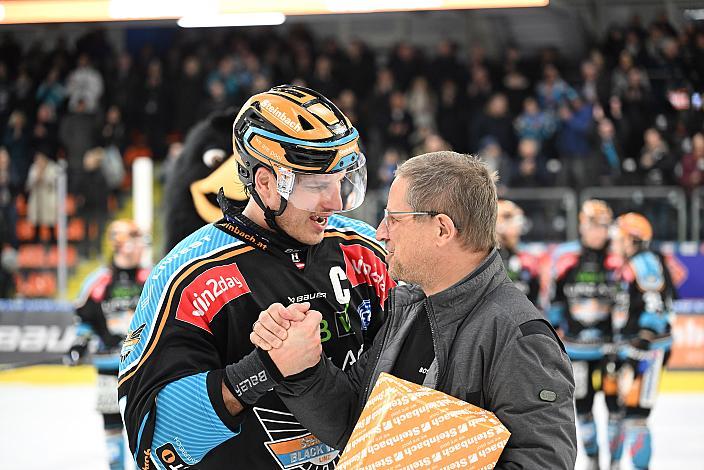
[250,302,322,377]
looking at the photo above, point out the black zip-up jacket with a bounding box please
[275,250,577,469]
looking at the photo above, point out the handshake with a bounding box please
[250,302,324,377]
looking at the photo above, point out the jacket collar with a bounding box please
[427,248,503,331]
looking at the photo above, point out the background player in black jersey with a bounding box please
[548,199,623,470]
[610,213,676,470]
[496,199,541,306]
[67,219,148,470]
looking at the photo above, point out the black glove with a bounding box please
[65,338,89,366]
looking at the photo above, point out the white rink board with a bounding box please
[0,383,702,469]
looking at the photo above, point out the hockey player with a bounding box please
[610,213,675,470]
[548,199,622,469]
[118,85,394,469]
[68,219,148,470]
[496,199,541,306]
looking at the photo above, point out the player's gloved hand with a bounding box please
[65,339,88,366]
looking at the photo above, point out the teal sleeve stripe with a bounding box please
[151,373,239,465]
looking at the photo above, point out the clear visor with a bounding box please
[275,154,367,213]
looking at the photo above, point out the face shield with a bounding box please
[273,153,367,213]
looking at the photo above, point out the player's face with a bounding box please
[276,202,335,246]
[580,220,609,250]
[496,211,522,250]
[114,231,144,267]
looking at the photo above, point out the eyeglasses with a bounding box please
[382,209,439,232]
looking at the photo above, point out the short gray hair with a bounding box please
[396,152,498,251]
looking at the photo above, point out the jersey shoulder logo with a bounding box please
[253,407,339,470]
[340,243,395,308]
[120,323,146,362]
[175,262,251,333]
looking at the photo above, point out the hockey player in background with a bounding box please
[548,199,622,469]
[496,199,541,306]
[610,213,675,470]
[67,219,148,470]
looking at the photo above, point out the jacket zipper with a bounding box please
[424,299,441,388]
[363,289,395,400]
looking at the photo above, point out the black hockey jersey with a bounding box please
[118,213,394,469]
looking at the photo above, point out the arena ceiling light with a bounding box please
[177,13,286,28]
[0,0,547,24]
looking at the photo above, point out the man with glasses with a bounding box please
[548,199,622,470]
[251,151,577,468]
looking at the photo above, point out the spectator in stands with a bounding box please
[172,56,205,137]
[679,132,704,193]
[639,127,675,185]
[477,136,511,188]
[536,63,576,113]
[556,95,594,189]
[59,98,99,189]
[309,55,340,101]
[76,147,110,259]
[31,103,58,157]
[340,40,376,101]
[3,110,31,188]
[508,137,551,188]
[335,89,364,135]
[0,62,12,137]
[66,53,104,113]
[139,59,168,160]
[13,64,35,115]
[594,117,625,185]
[406,76,436,131]
[35,67,66,110]
[501,46,532,115]
[101,105,127,152]
[413,132,451,157]
[429,39,464,89]
[106,52,139,131]
[514,96,555,145]
[470,92,515,155]
[465,64,494,115]
[25,146,59,245]
[383,90,414,155]
[0,147,18,249]
[388,42,423,91]
[207,55,239,102]
[378,147,402,192]
[578,58,610,109]
[436,79,467,152]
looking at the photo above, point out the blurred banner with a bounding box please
[0,299,76,368]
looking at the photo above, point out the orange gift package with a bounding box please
[337,373,511,470]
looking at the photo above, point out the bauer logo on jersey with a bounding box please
[176,262,251,333]
[340,244,394,308]
[253,407,339,469]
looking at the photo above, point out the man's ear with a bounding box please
[435,214,458,247]
[253,167,279,208]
